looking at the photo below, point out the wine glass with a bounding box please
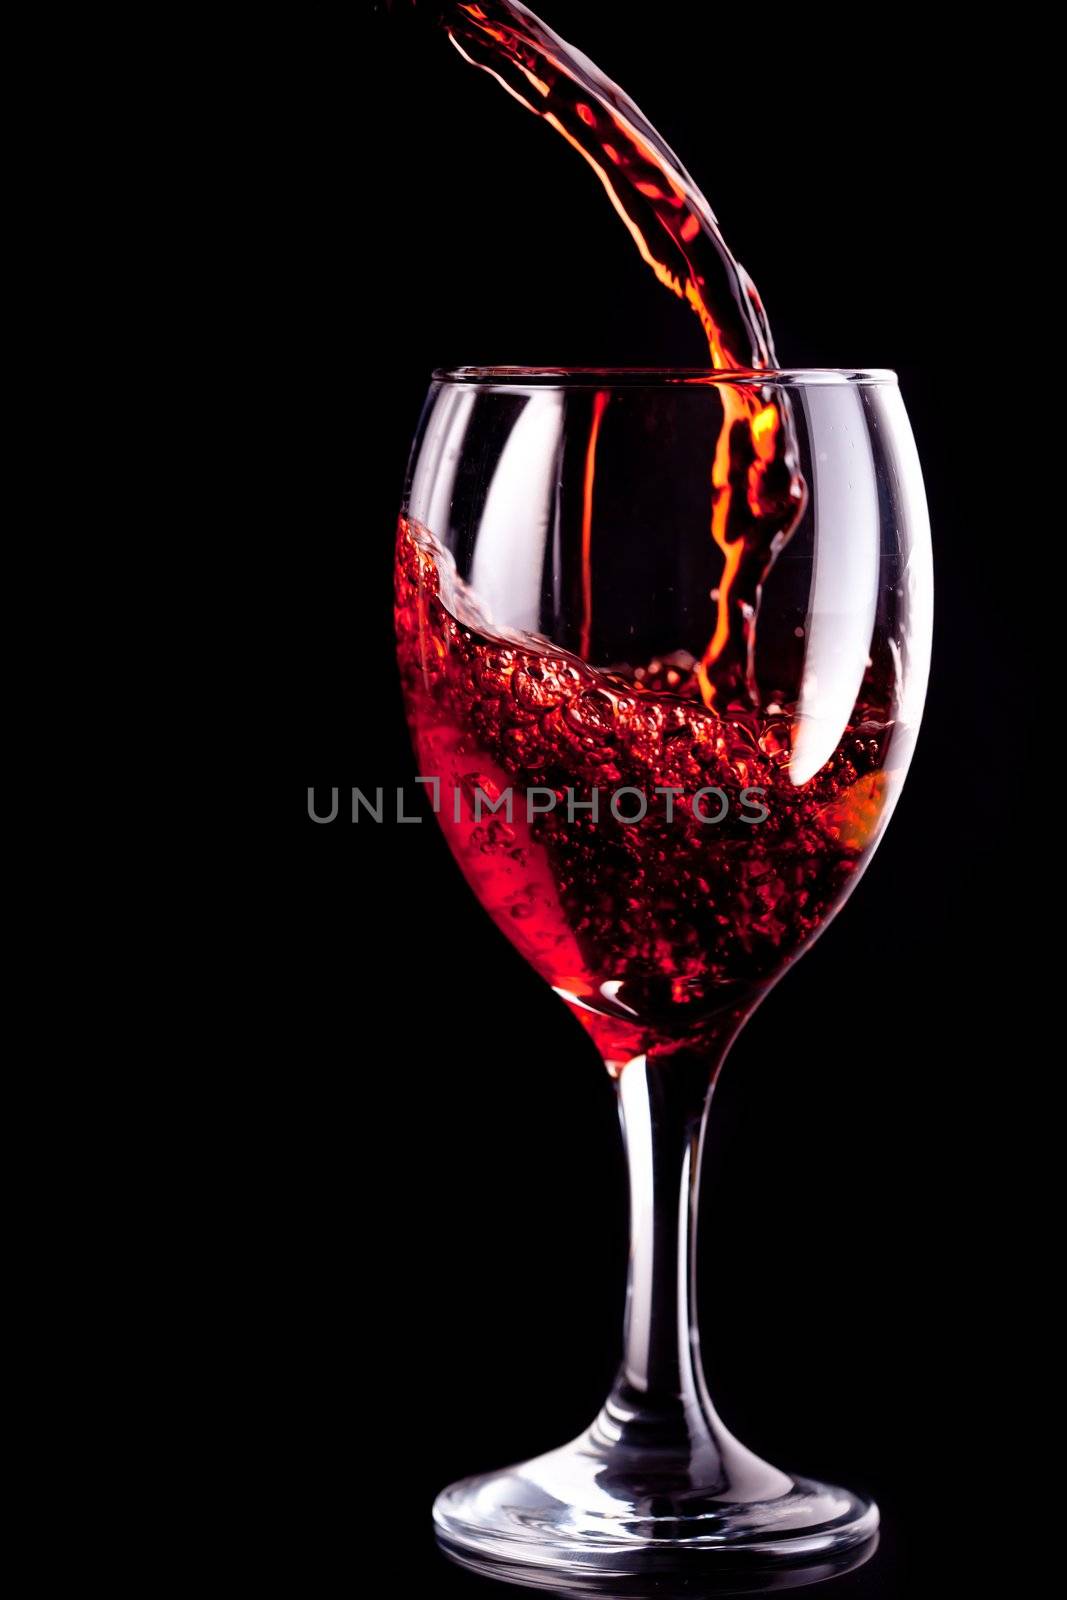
[395,367,932,1580]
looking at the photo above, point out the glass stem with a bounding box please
[592,1042,795,1500]
[589,1043,750,1489]
[619,1049,714,1411]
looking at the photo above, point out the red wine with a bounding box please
[395,6,893,1060]
[397,516,896,1065]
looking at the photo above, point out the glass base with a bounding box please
[433,1420,878,1586]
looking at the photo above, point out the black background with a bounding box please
[234,5,1031,1594]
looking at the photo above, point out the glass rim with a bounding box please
[432,366,898,388]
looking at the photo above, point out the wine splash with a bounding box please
[397,515,895,1063]
[422,0,806,708]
